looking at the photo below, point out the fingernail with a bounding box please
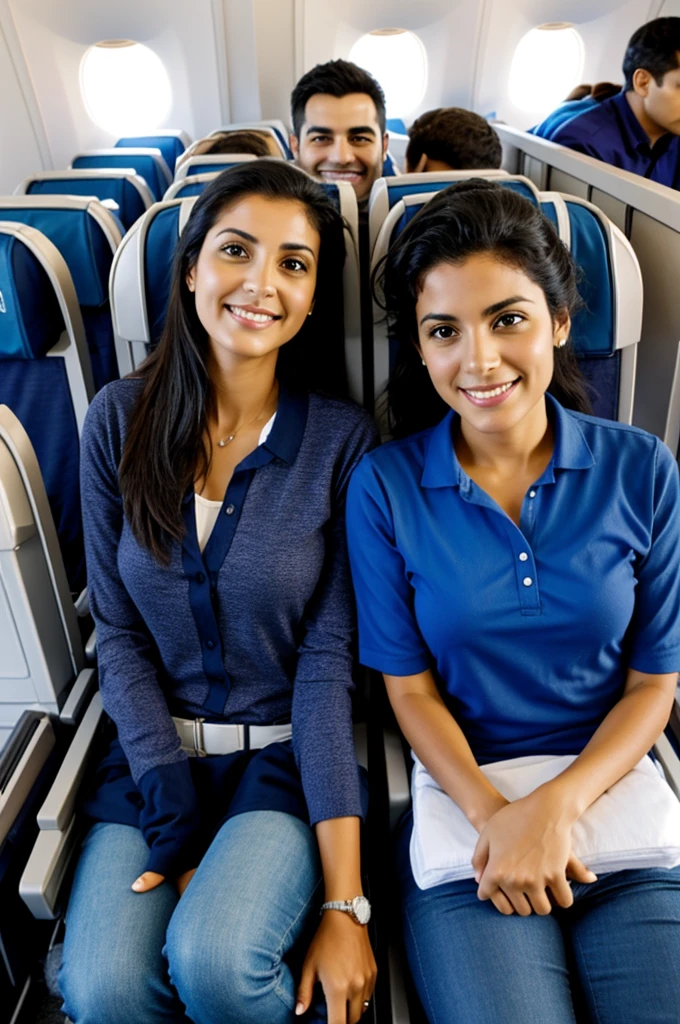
[132,878,143,891]
[295,1003,304,1015]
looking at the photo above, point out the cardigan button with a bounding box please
[196,572,206,584]
[206,639,216,650]
[225,504,235,515]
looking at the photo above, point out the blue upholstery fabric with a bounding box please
[27,177,147,233]
[383,153,398,177]
[171,179,215,198]
[0,360,84,592]
[387,118,407,135]
[0,234,63,359]
[185,160,251,177]
[144,206,181,346]
[116,135,185,173]
[0,206,119,391]
[530,97,599,140]
[267,126,293,159]
[73,154,166,202]
[385,177,538,209]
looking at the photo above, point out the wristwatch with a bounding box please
[320,895,371,925]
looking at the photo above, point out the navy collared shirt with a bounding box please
[552,89,680,188]
[81,376,377,873]
[346,397,680,764]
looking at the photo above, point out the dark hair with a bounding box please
[623,17,680,91]
[405,107,502,171]
[119,160,347,562]
[291,59,386,137]
[376,179,592,437]
[564,83,592,101]
[591,81,622,102]
[202,131,271,157]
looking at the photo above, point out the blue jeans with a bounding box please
[396,815,680,1024]
[59,812,327,1024]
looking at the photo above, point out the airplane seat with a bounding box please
[663,341,680,462]
[0,224,94,594]
[382,151,401,177]
[0,196,126,388]
[164,170,220,200]
[539,192,642,424]
[110,179,364,401]
[172,151,261,185]
[71,148,172,202]
[15,169,154,232]
[115,130,192,174]
[209,121,293,159]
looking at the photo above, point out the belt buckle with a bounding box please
[192,717,207,757]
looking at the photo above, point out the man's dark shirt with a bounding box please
[552,89,680,189]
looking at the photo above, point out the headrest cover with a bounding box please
[27,178,145,232]
[0,234,64,360]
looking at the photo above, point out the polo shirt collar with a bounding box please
[613,89,671,156]
[261,380,308,465]
[420,394,594,490]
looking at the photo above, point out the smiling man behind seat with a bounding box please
[290,59,389,206]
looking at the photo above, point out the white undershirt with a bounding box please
[194,412,276,552]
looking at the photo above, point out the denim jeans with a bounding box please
[59,811,327,1024]
[396,814,680,1024]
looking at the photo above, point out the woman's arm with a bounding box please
[295,817,376,1024]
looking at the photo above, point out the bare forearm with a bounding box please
[387,680,506,830]
[544,672,678,819]
[315,817,363,901]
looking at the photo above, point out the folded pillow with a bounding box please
[411,753,680,891]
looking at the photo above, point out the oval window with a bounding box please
[509,24,585,115]
[349,29,428,119]
[81,40,172,135]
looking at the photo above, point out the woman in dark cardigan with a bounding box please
[59,162,377,1024]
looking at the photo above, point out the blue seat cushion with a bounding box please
[144,206,181,345]
[116,135,185,173]
[27,178,146,232]
[386,178,539,210]
[73,154,166,202]
[172,179,214,199]
[0,359,84,591]
[0,234,64,359]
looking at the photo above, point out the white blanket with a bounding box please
[410,753,680,890]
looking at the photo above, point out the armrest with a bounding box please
[59,667,97,726]
[383,726,411,831]
[74,587,89,617]
[0,713,56,847]
[20,816,81,920]
[84,627,97,665]
[37,691,104,830]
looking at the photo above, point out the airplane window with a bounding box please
[349,28,428,119]
[80,40,172,135]
[509,23,584,115]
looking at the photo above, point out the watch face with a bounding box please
[352,896,371,925]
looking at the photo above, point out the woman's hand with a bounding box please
[295,911,377,1024]
[472,788,597,916]
[131,868,197,896]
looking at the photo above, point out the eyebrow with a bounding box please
[305,124,377,137]
[215,227,315,256]
[418,295,534,326]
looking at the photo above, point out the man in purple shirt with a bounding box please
[553,18,680,188]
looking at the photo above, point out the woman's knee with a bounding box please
[60,946,176,1024]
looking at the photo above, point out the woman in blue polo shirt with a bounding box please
[59,163,377,1024]
[347,180,680,1023]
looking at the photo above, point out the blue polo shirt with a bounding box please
[346,397,680,764]
[552,89,680,188]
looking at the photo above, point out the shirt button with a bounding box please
[518,552,528,562]
[196,572,206,583]
[528,490,536,499]
[523,577,533,587]
[225,504,235,515]
[206,639,215,650]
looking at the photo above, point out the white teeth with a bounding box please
[465,381,516,399]
[229,305,275,322]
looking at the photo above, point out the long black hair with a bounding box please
[119,160,347,562]
[376,178,592,437]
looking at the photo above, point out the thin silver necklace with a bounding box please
[215,388,276,448]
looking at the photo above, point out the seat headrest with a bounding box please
[116,135,186,171]
[0,232,64,360]
[26,175,148,231]
[0,202,117,307]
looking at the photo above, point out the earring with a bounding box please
[421,358,426,366]
[307,310,313,317]
[558,338,567,348]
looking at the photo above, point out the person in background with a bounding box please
[404,107,502,173]
[531,83,622,140]
[58,162,378,1024]
[290,59,389,206]
[551,18,680,187]
[175,130,277,175]
[346,178,680,1024]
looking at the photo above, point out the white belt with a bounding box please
[173,717,292,757]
